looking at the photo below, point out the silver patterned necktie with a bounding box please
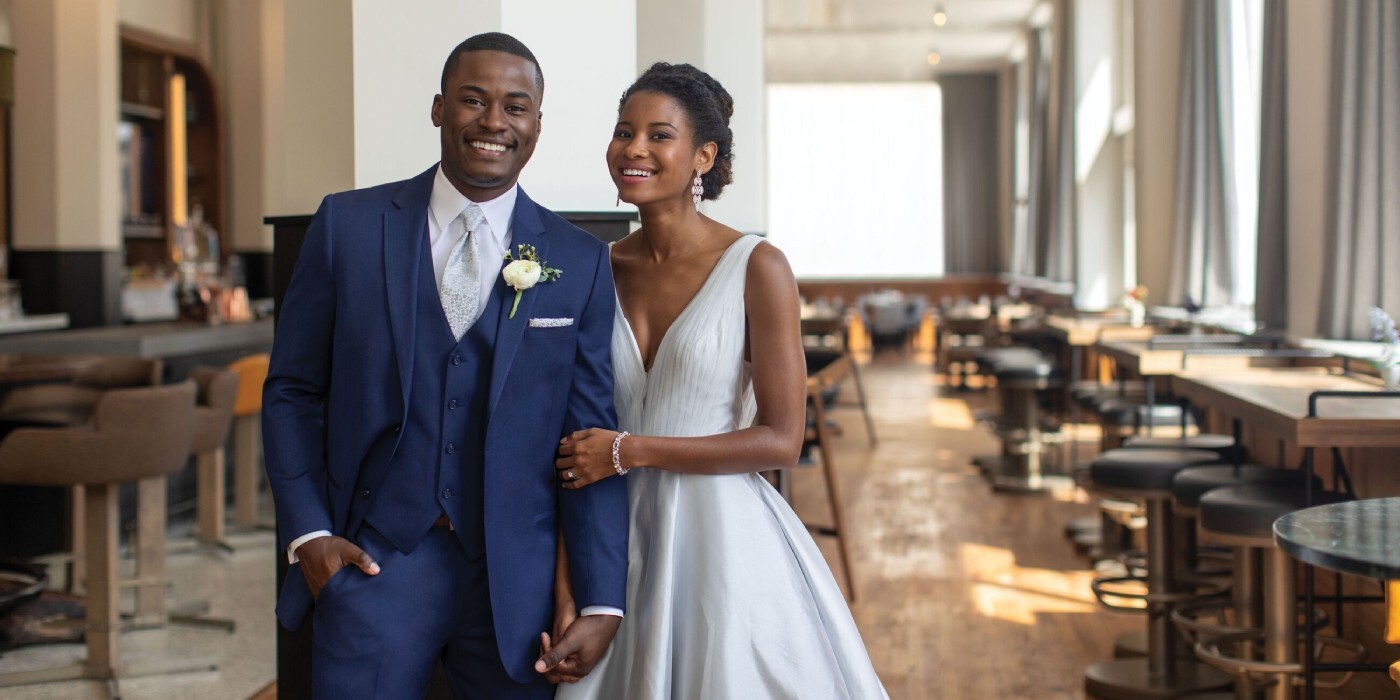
[440,203,485,340]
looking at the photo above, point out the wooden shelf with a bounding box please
[120,101,164,120]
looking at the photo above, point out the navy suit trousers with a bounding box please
[310,523,553,699]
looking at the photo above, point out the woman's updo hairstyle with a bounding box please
[619,62,734,201]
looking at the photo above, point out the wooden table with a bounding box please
[1170,368,1400,448]
[1043,316,1156,347]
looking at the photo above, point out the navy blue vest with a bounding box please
[363,232,503,560]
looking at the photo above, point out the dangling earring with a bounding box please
[692,172,704,207]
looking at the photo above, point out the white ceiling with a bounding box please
[766,0,1043,82]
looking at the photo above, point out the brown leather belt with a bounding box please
[432,515,455,530]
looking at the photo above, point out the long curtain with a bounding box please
[1317,0,1400,339]
[1039,0,1076,282]
[1022,27,1051,277]
[1169,0,1237,308]
[941,74,1002,273]
[1254,0,1288,330]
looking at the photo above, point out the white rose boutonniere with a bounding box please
[502,243,562,319]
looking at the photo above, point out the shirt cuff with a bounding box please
[287,530,333,564]
[579,606,624,618]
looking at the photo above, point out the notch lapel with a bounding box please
[489,187,549,416]
[384,166,437,424]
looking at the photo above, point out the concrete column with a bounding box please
[12,0,120,251]
[218,0,281,255]
[11,0,123,326]
[637,0,766,234]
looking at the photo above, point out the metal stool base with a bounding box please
[1114,630,1148,658]
[1085,659,1233,699]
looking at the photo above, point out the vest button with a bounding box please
[451,355,462,365]
[445,443,455,454]
[360,488,371,499]
[442,487,453,499]
[448,399,458,410]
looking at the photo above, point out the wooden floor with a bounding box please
[790,350,1138,699]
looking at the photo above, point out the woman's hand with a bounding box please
[556,428,623,489]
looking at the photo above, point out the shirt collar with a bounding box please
[429,165,516,246]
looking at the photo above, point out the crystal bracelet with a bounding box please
[612,431,631,476]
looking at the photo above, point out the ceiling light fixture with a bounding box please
[933,5,948,26]
[927,50,942,66]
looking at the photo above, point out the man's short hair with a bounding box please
[441,32,544,96]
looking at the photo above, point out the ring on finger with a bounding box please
[566,470,576,480]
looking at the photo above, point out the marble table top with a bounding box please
[1274,497,1400,579]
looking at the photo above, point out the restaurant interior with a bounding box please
[0,0,1398,698]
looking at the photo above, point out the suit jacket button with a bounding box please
[445,443,456,454]
[360,488,371,499]
[392,425,401,434]
[451,355,462,365]
[442,488,453,499]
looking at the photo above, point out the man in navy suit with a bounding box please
[262,32,628,698]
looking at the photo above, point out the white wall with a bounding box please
[1134,0,1183,307]
[503,0,636,211]
[350,0,473,189]
[1285,0,1332,336]
[698,0,766,234]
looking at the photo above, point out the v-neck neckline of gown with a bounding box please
[614,236,748,376]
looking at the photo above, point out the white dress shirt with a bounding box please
[289,167,620,618]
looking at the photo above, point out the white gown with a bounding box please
[559,235,889,700]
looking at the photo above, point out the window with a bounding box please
[767,83,944,278]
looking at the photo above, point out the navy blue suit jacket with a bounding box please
[262,165,629,682]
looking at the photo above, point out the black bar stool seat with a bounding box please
[1199,485,1348,542]
[1124,434,1242,463]
[1172,466,1311,515]
[1090,448,1222,495]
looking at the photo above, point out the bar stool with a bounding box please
[189,366,239,548]
[0,382,213,697]
[228,354,270,528]
[1169,466,1318,699]
[983,352,1068,493]
[1096,400,1191,451]
[1085,448,1234,699]
[0,358,163,594]
[1194,485,1363,700]
[0,357,162,427]
[1124,434,1244,465]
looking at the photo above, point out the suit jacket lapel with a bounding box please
[384,166,436,424]
[489,186,549,416]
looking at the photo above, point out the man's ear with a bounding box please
[537,110,544,135]
[431,95,444,127]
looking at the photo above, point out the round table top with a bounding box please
[1274,497,1400,579]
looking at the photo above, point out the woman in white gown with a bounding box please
[546,62,888,700]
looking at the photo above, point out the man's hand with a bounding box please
[535,614,621,683]
[295,535,380,599]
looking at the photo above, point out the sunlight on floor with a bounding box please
[960,543,1101,626]
[928,398,977,430]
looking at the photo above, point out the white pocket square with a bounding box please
[529,317,575,328]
